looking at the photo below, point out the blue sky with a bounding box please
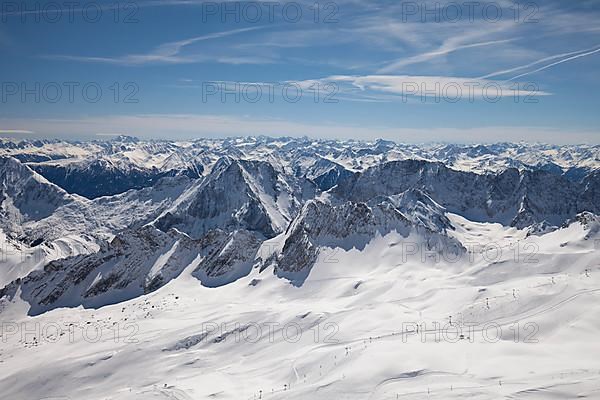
[0,0,599,143]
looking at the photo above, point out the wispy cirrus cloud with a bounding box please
[478,46,600,79]
[476,45,600,84]
[293,74,550,102]
[377,38,517,73]
[508,46,600,81]
[173,74,548,103]
[45,27,265,65]
[361,2,600,77]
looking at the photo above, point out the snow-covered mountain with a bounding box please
[0,156,76,225]
[0,137,599,399]
[2,137,598,199]
[263,190,463,286]
[332,160,598,228]
[153,157,307,239]
[0,137,598,310]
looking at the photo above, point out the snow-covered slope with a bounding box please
[0,211,598,399]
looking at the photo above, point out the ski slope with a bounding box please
[1,215,598,400]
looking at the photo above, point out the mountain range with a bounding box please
[0,136,599,315]
[1,136,600,399]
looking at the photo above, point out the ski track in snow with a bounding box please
[0,218,599,400]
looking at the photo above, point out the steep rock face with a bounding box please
[332,160,464,203]
[373,188,454,232]
[0,225,264,315]
[159,151,205,179]
[30,158,180,199]
[332,160,598,228]
[581,170,600,211]
[564,166,592,182]
[567,212,600,239]
[509,170,581,227]
[0,157,76,229]
[0,226,191,315]
[266,192,464,285]
[154,158,303,239]
[303,158,354,191]
[191,229,263,287]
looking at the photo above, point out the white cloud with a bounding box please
[508,47,600,81]
[378,38,516,73]
[478,46,600,79]
[302,74,550,102]
[45,27,263,65]
[194,74,550,103]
